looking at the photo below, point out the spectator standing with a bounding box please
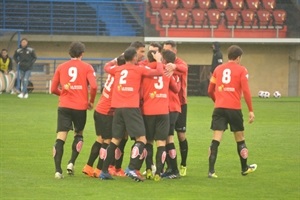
[210,42,223,76]
[13,38,37,99]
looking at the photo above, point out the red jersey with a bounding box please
[141,62,170,115]
[95,74,115,115]
[208,61,253,112]
[51,59,97,110]
[174,57,188,105]
[169,74,181,113]
[104,62,164,108]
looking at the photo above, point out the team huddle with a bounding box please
[51,40,189,181]
[51,41,257,181]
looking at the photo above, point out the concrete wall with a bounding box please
[3,39,299,96]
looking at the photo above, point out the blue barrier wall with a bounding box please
[0,0,145,36]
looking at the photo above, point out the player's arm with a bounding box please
[104,59,117,74]
[169,75,180,94]
[241,70,255,123]
[208,75,216,102]
[142,52,164,76]
[50,71,61,96]
[165,59,187,76]
[87,69,98,109]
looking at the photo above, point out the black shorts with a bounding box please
[210,108,244,132]
[56,107,87,133]
[143,114,169,141]
[175,104,187,132]
[94,111,113,139]
[112,108,145,139]
[169,111,180,135]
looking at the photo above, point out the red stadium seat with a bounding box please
[191,9,207,27]
[181,0,196,11]
[262,0,276,11]
[229,0,244,11]
[273,9,286,26]
[245,0,260,10]
[225,9,239,27]
[159,8,174,27]
[215,0,229,11]
[241,9,255,27]
[207,9,221,27]
[175,9,190,27]
[257,10,270,27]
[165,0,179,10]
[149,0,164,14]
[197,0,211,10]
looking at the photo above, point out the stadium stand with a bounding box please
[165,0,180,10]
[245,0,261,10]
[257,10,271,28]
[262,0,276,11]
[149,0,164,14]
[191,9,208,28]
[175,9,191,28]
[181,0,196,11]
[215,0,229,11]
[197,0,211,10]
[229,0,245,10]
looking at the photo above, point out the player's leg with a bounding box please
[208,131,222,178]
[53,108,72,179]
[230,109,257,176]
[100,108,123,180]
[154,140,166,181]
[113,137,127,176]
[143,115,155,179]
[82,135,103,177]
[67,110,86,175]
[17,70,25,98]
[208,108,226,178]
[175,104,188,176]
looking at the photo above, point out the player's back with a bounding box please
[111,63,144,108]
[56,59,95,110]
[142,62,170,115]
[213,62,248,109]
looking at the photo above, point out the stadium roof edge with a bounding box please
[144,37,300,44]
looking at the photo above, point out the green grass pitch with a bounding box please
[0,94,299,199]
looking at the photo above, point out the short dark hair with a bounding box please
[162,50,176,63]
[227,45,243,60]
[163,40,177,48]
[69,41,85,58]
[124,47,137,61]
[117,54,126,66]
[21,38,28,42]
[130,41,145,50]
[149,42,162,52]
[147,50,156,63]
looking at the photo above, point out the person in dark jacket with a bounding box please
[210,42,223,76]
[13,38,37,99]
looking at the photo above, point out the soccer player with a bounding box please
[51,41,97,179]
[99,47,164,181]
[207,45,257,178]
[163,40,189,176]
[82,55,126,178]
[130,41,146,62]
[141,50,177,181]
[161,50,182,179]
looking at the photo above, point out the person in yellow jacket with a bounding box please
[0,49,16,94]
